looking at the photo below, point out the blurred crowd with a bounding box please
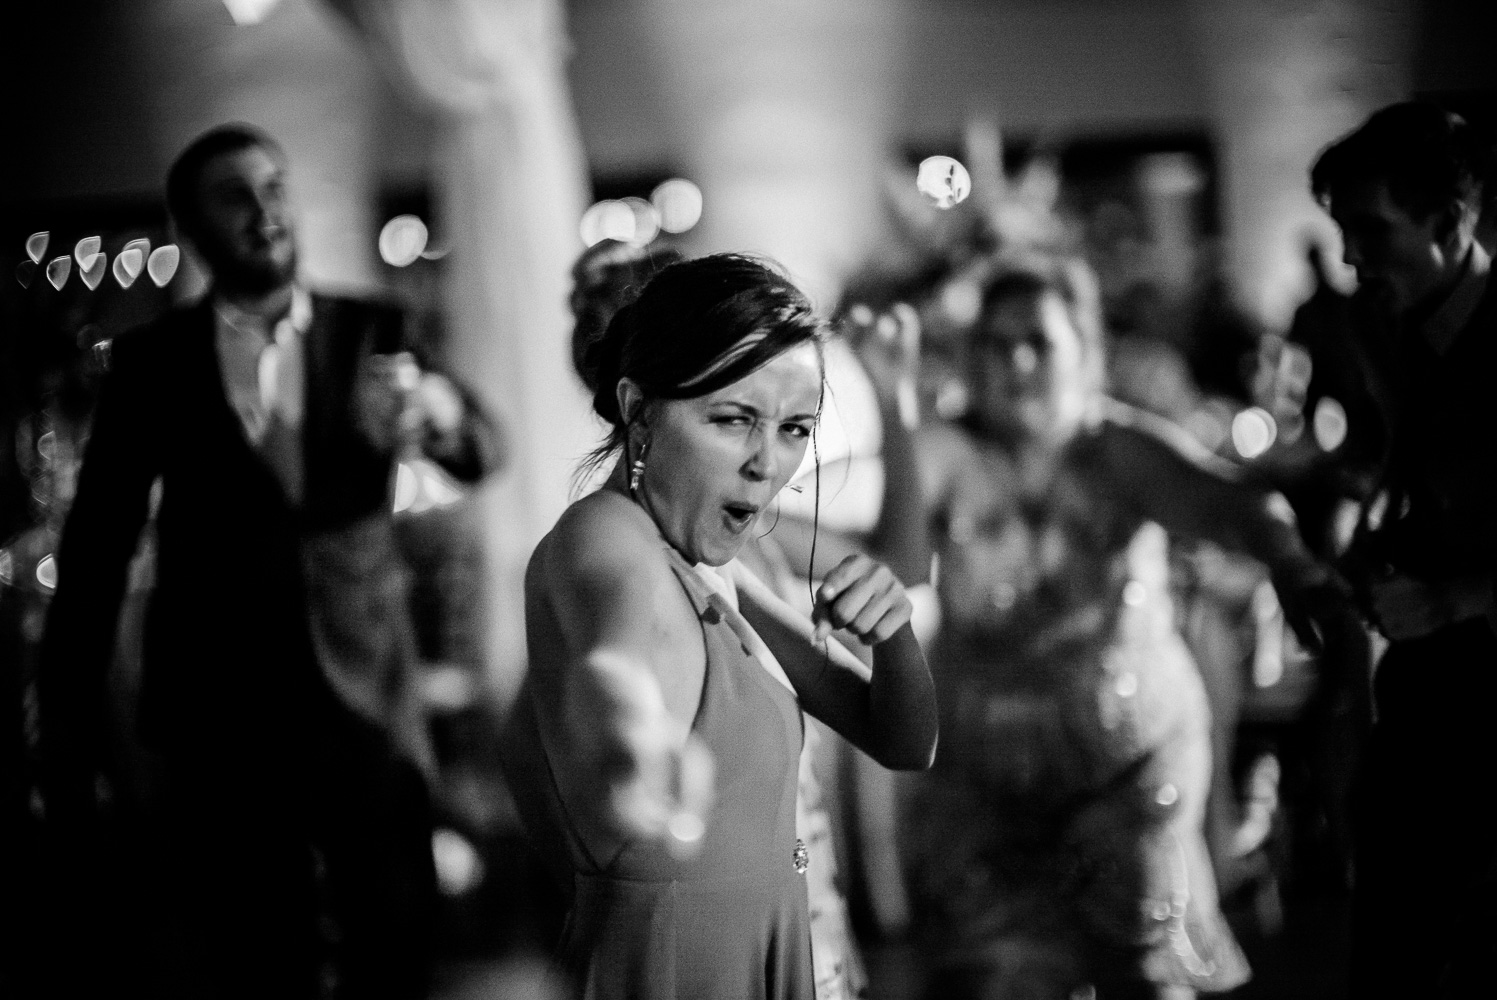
[4,97,1496,1000]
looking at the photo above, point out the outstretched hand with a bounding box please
[568,651,716,858]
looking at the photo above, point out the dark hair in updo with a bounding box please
[578,252,824,475]
[569,239,685,387]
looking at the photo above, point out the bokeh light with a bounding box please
[650,178,703,234]
[35,554,57,591]
[916,155,972,209]
[222,0,283,25]
[379,215,429,267]
[25,232,49,264]
[80,250,107,290]
[45,256,71,290]
[74,236,101,269]
[114,238,150,288]
[940,278,982,325]
[621,197,661,245]
[668,812,706,844]
[1312,396,1348,452]
[1231,406,1277,459]
[579,200,639,247]
[114,248,143,288]
[147,245,180,287]
[431,827,485,897]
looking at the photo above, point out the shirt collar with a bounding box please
[214,284,313,341]
[1419,243,1491,356]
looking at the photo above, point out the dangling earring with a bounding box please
[629,440,648,493]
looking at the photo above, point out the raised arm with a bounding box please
[1099,400,1348,645]
[856,305,931,584]
[413,372,504,484]
[350,303,504,484]
[731,556,937,770]
[38,333,160,826]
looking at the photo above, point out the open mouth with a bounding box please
[722,502,760,531]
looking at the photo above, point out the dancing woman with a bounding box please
[505,253,938,999]
[896,255,1344,999]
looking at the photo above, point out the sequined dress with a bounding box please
[902,420,1250,997]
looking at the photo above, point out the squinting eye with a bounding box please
[783,424,812,439]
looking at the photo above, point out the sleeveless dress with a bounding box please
[902,421,1249,997]
[507,543,815,1000]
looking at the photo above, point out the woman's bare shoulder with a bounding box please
[531,490,667,587]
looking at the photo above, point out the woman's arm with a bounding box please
[731,557,938,770]
[1101,403,1311,568]
[1100,401,1349,647]
[858,306,931,584]
[527,494,713,849]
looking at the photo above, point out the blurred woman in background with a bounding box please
[895,255,1344,999]
[505,253,937,999]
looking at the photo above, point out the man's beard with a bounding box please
[197,232,296,296]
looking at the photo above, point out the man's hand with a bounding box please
[354,352,465,454]
[1370,573,1492,641]
[1273,562,1355,655]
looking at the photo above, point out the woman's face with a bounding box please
[638,341,822,566]
[970,288,1090,439]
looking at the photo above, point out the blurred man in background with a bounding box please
[39,124,499,999]
[1312,101,1497,998]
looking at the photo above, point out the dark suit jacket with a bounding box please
[39,293,498,811]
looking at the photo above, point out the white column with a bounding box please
[332,0,594,702]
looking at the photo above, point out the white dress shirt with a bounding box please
[214,285,313,501]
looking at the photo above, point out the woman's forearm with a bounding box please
[867,624,938,770]
[866,395,931,584]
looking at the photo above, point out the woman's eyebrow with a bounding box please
[709,399,760,415]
